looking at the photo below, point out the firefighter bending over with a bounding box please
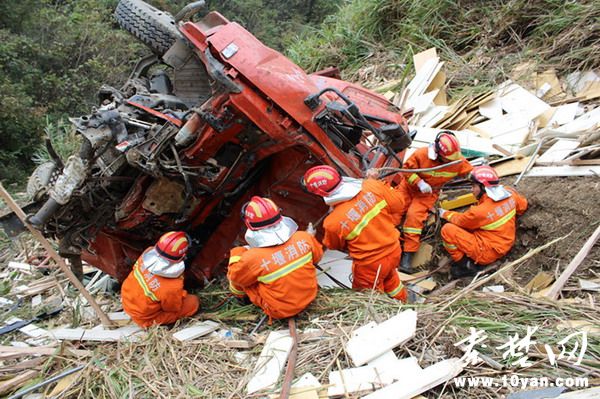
[439,166,528,278]
[121,231,200,327]
[227,196,323,320]
[396,131,473,272]
[302,165,408,302]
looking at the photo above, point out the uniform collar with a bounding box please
[142,248,185,278]
[427,144,438,160]
[324,177,363,206]
[245,216,298,248]
[485,185,512,202]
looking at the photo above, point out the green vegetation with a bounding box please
[287,0,600,85]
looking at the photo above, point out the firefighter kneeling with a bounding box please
[302,165,408,302]
[121,231,200,327]
[227,196,323,320]
[439,166,528,278]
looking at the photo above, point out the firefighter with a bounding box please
[302,165,408,302]
[227,196,323,320]
[121,231,200,327]
[397,131,473,272]
[439,165,528,278]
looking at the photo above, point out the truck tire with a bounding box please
[27,161,58,201]
[115,0,180,56]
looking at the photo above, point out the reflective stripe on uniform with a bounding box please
[345,200,388,240]
[446,211,456,221]
[422,171,458,178]
[229,282,245,296]
[481,209,516,230]
[443,241,457,250]
[133,265,159,302]
[387,281,404,297]
[229,255,242,265]
[257,252,313,284]
[402,227,422,235]
[407,173,419,184]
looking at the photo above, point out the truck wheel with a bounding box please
[115,0,180,56]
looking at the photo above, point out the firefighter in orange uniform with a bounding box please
[302,165,408,302]
[227,196,323,320]
[439,166,528,278]
[397,131,473,272]
[121,231,200,327]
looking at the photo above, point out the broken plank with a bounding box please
[547,103,580,127]
[579,278,600,292]
[526,165,600,177]
[172,321,219,341]
[107,311,132,326]
[524,272,554,294]
[0,370,39,396]
[7,262,34,274]
[411,243,433,268]
[545,224,600,300]
[537,139,580,163]
[328,357,422,397]
[362,358,464,399]
[493,157,532,177]
[345,310,417,366]
[246,330,293,394]
[50,325,145,342]
[317,250,352,289]
[0,345,91,360]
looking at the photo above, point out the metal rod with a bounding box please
[279,318,298,399]
[8,364,85,399]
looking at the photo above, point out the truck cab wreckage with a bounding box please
[2,0,413,286]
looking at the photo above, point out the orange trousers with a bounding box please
[352,246,407,302]
[396,182,438,252]
[132,295,200,328]
[441,224,502,266]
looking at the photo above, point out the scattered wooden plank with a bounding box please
[524,272,554,294]
[270,373,323,399]
[362,358,464,399]
[557,386,600,398]
[328,357,422,397]
[552,106,600,134]
[46,370,83,398]
[7,262,34,274]
[547,103,580,127]
[346,310,417,366]
[537,139,580,163]
[172,321,219,341]
[0,345,91,360]
[556,320,600,335]
[411,243,433,268]
[4,318,50,340]
[50,325,145,342]
[545,225,600,300]
[398,271,428,282]
[317,250,352,289]
[246,330,293,394]
[413,48,437,73]
[0,370,39,396]
[107,311,132,326]
[494,156,533,177]
[479,97,502,119]
[565,70,600,94]
[526,165,600,177]
[579,278,600,292]
[498,81,551,119]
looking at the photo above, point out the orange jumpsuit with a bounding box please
[121,249,199,328]
[441,187,528,265]
[398,147,473,252]
[227,231,323,320]
[322,179,407,302]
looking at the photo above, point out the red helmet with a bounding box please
[155,231,189,262]
[435,132,462,161]
[242,196,282,231]
[301,165,342,197]
[470,166,500,187]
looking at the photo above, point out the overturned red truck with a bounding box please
[2,0,412,286]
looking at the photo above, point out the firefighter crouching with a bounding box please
[439,165,528,278]
[121,231,200,327]
[302,165,408,302]
[227,196,323,320]
[396,131,473,273]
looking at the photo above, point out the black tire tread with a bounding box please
[115,0,179,56]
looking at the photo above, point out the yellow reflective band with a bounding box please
[133,265,159,302]
[403,227,422,235]
[446,211,456,221]
[258,253,313,284]
[407,173,419,184]
[422,171,458,178]
[481,209,516,230]
[229,255,242,265]
[229,282,245,296]
[443,241,457,250]
[387,281,404,297]
[345,200,388,240]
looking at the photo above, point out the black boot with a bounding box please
[450,257,478,279]
[399,252,414,273]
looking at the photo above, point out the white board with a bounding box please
[317,250,352,288]
[547,103,580,127]
[50,325,145,342]
[479,97,503,119]
[362,358,465,399]
[537,139,580,163]
[172,321,219,341]
[345,310,417,366]
[526,166,600,177]
[246,330,293,394]
[497,81,550,119]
